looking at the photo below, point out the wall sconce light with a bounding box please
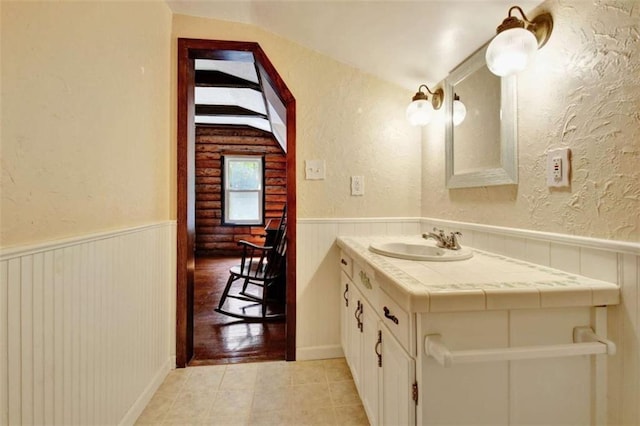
[452,94,467,126]
[485,6,553,77]
[406,84,443,126]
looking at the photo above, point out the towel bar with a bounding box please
[424,326,616,367]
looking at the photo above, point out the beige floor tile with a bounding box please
[209,389,254,417]
[291,360,327,385]
[290,405,338,426]
[156,368,191,396]
[219,364,258,390]
[251,387,292,413]
[248,409,295,426]
[184,367,225,395]
[334,404,370,425]
[135,392,174,424]
[324,358,353,382]
[204,412,250,426]
[290,383,333,409]
[163,390,215,424]
[255,365,292,389]
[329,380,361,406]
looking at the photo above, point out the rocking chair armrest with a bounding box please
[237,240,274,251]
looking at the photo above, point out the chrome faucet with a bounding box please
[422,228,463,250]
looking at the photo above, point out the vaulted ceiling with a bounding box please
[167,0,543,90]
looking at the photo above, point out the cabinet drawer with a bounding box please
[354,263,378,306]
[378,289,410,351]
[339,251,353,279]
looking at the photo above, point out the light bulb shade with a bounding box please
[452,100,467,126]
[406,99,433,126]
[485,27,538,76]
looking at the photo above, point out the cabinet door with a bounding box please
[380,325,416,426]
[360,301,380,425]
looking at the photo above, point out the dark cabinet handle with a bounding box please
[383,306,399,324]
[343,283,349,307]
[375,330,382,367]
[358,302,364,332]
[341,258,348,266]
[354,301,363,332]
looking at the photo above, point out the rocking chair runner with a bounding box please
[215,207,287,321]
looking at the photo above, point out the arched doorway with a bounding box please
[176,38,296,367]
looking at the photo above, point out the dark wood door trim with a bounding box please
[176,38,297,366]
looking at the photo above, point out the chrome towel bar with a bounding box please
[424,326,616,368]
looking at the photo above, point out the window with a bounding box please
[223,155,264,225]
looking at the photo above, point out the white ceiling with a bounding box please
[167,0,543,90]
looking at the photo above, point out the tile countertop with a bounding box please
[336,235,620,313]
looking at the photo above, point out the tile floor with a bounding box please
[135,358,369,425]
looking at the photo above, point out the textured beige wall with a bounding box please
[171,15,422,220]
[1,1,172,247]
[422,0,640,242]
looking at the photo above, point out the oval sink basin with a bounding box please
[369,242,473,261]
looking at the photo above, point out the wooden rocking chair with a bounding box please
[214,207,287,321]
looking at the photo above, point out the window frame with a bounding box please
[221,154,265,226]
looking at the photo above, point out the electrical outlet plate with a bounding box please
[547,148,570,187]
[351,176,364,196]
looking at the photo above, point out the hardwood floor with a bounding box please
[191,256,286,366]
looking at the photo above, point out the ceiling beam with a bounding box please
[195,70,261,90]
[195,104,268,119]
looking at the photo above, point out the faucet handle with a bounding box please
[449,231,462,250]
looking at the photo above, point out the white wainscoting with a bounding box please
[0,222,176,426]
[421,217,640,425]
[295,218,421,360]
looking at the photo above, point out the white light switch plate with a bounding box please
[547,148,571,187]
[305,159,325,180]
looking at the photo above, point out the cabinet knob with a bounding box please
[341,258,348,266]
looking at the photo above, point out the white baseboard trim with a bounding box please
[296,345,344,361]
[119,356,173,426]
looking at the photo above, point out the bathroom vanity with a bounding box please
[336,235,620,426]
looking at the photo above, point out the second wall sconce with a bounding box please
[485,5,553,77]
[406,84,443,126]
[407,85,467,127]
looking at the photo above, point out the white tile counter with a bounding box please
[336,235,620,313]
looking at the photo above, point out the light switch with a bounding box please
[305,160,325,180]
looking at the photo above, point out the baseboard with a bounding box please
[119,356,173,426]
[296,345,344,361]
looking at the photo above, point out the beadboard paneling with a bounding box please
[295,218,420,360]
[0,222,176,426]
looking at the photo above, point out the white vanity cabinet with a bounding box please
[339,251,416,426]
[337,236,620,426]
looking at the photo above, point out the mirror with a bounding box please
[444,44,518,188]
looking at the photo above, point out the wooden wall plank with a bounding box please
[32,253,44,426]
[20,256,33,425]
[7,258,22,425]
[0,261,8,426]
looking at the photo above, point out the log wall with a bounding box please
[195,126,286,255]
